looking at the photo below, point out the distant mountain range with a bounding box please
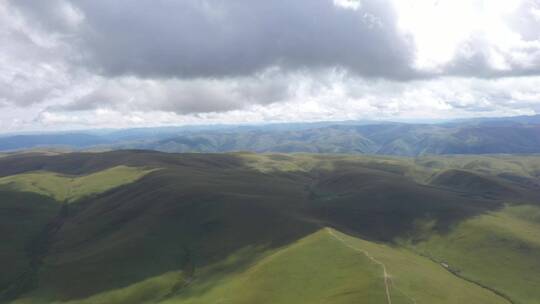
[2,114,540,156]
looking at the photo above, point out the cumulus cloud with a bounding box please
[45,72,540,125]
[56,0,415,79]
[1,0,540,132]
[443,38,540,78]
[394,0,540,77]
[0,0,72,107]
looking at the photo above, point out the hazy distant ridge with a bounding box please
[2,115,540,156]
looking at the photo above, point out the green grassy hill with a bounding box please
[162,228,390,304]
[12,229,512,304]
[404,204,540,304]
[0,151,539,303]
[161,228,511,304]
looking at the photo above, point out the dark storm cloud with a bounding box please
[12,0,417,80]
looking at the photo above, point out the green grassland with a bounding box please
[163,229,387,304]
[404,204,540,304]
[161,228,509,304]
[11,271,187,304]
[0,151,539,303]
[328,229,510,304]
[0,166,155,203]
[12,228,511,304]
[241,152,540,182]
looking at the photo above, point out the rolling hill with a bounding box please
[2,115,540,156]
[0,151,539,303]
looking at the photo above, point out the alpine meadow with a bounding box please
[2,0,540,303]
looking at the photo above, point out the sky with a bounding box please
[1,0,540,132]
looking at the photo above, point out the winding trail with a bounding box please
[326,228,393,304]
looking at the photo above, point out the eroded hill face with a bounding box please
[0,151,539,304]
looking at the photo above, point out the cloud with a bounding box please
[11,0,417,80]
[394,0,540,77]
[47,71,540,124]
[3,73,536,133]
[9,0,540,82]
[333,0,362,11]
[443,35,540,78]
[0,0,79,107]
[1,0,540,132]
[53,68,294,114]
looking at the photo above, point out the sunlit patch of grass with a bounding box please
[0,166,156,203]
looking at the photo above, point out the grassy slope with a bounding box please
[11,228,511,304]
[416,155,540,179]
[6,155,318,301]
[20,228,508,304]
[34,272,186,304]
[0,165,156,303]
[406,205,540,304]
[330,229,509,304]
[162,228,508,304]
[241,152,540,185]
[163,228,388,304]
[0,192,60,297]
[0,166,154,203]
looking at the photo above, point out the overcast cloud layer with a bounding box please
[1,0,540,132]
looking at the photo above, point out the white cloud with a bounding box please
[23,72,539,132]
[333,0,362,10]
[0,0,539,132]
[0,0,78,107]
[532,8,540,21]
[393,0,540,73]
